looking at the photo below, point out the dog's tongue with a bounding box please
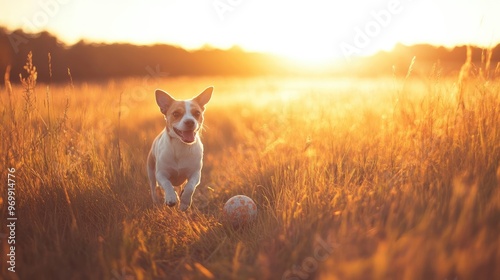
[181,130,196,143]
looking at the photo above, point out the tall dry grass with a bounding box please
[0,53,499,280]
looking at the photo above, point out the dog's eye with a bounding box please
[172,111,181,118]
[193,111,201,118]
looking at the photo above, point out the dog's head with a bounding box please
[155,87,213,144]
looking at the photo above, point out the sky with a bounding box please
[0,0,499,63]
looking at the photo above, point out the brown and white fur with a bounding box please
[147,87,212,211]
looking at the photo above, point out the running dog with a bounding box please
[147,87,213,211]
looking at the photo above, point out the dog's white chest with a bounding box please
[154,130,203,183]
[169,142,202,171]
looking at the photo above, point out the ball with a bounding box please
[223,195,257,227]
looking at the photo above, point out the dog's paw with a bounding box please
[179,193,193,212]
[163,189,179,207]
[179,203,190,212]
[164,197,179,207]
[165,196,179,207]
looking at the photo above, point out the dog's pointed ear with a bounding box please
[155,89,175,115]
[193,86,213,110]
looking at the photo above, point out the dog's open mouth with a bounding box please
[173,127,196,143]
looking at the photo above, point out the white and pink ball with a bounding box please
[223,195,257,227]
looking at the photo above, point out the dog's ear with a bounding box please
[155,89,175,115]
[193,86,213,110]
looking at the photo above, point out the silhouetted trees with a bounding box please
[0,28,498,83]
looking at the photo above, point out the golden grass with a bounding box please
[1,55,499,280]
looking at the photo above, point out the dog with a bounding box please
[147,86,213,211]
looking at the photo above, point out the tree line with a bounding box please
[0,28,498,83]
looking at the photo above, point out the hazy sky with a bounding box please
[0,0,499,62]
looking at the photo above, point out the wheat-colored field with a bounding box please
[1,56,499,280]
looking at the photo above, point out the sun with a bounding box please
[217,1,361,68]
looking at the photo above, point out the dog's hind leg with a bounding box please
[147,151,160,204]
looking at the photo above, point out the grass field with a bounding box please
[1,55,500,280]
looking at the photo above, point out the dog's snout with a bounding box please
[184,119,195,128]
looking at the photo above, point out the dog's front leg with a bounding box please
[179,171,201,211]
[156,172,179,207]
